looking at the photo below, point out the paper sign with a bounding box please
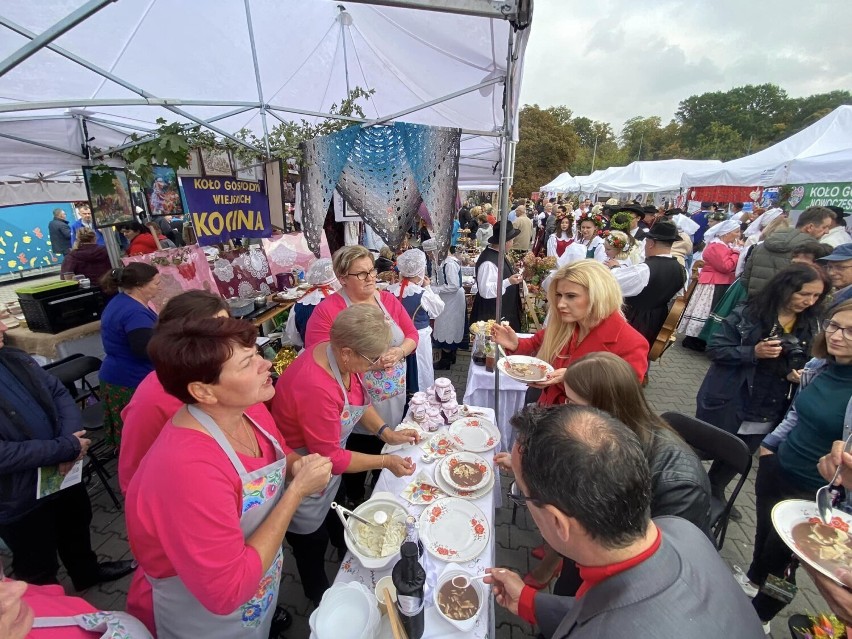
[37,459,83,499]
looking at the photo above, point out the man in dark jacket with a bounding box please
[486,405,764,639]
[0,321,134,589]
[742,206,834,296]
[47,209,72,256]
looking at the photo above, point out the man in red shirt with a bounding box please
[486,405,764,638]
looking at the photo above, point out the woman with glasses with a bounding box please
[304,246,418,505]
[735,300,852,630]
[271,305,419,604]
[696,264,829,509]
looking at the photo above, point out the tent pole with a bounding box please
[0,0,115,77]
[243,0,271,158]
[0,131,85,158]
[494,26,517,428]
[91,107,258,158]
[365,77,503,127]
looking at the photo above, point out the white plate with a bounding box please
[448,417,501,453]
[440,451,492,492]
[433,458,494,501]
[496,355,554,383]
[771,499,852,585]
[419,497,489,562]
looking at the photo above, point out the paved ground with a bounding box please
[0,273,832,637]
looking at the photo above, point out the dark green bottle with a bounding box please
[392,541,425,638]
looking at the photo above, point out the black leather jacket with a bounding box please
[647,428,713,539]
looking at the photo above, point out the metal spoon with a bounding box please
[816,432,852,525]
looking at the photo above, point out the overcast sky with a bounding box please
[519,0,852,132]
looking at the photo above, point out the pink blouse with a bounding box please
[303,290,419,349]
[271,344,367,475]
[125,409,291,634]
[119,371,272,494]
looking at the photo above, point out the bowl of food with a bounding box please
[440,452,491,492]
[342,492,408,570]
[434,564,485,631]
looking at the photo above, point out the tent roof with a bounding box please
[540,171,577,192]
[593,158,722,194]
[574,166,622,192]
[681,105,852,188]
[0,0,529,193]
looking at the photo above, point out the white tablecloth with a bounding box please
[334,407,500,639]
[462,340,533,452]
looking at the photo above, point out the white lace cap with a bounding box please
[307,258,337,286]
[397,248,427,277]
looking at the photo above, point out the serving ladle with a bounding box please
[816,432,852,525]
[330,502,386,529]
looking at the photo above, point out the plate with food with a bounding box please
[433,458,495,501]
[440,452,492,492]
[772,499,852,585]
[496,355,554,383]
[448,417,501,453]
[274,289,304,301]
[419,497,489,562]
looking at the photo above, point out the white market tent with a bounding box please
[0,0,532,204]
[681,105,852,188]
[574,166,622,193]
[539,171,577,193]
[592,158,722,194]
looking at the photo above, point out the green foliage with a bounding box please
[513,104,581,196]
[120,118,214,185]
[517,83,852,195]
[224,87,376,163]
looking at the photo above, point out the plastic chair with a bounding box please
[45,355,121,510]
[661,411,752,550]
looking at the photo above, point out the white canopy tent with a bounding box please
[592,158,722,194]
[681,106,852,188]
[574,166,623,193]
[539,171,577,193]
[0,0,532,202]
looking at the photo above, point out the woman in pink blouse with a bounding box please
[272,304,419,604]
[125,317,332,638]
[305,245,419,504]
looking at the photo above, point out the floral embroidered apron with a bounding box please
[144,406,287,639]
[339,290,407,432]
[32,611,153,638]
[287,346,370,535]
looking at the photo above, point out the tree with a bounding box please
[514,104,580,196]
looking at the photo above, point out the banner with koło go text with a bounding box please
[181,177,272,246]
[787,183,852,212]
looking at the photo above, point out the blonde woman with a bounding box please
[491,260,648,406]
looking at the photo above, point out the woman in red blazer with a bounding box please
[492,259,648,407]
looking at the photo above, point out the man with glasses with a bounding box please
[818,243,852,306]
[487,404,764,638]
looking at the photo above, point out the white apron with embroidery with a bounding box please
[287,345,370,535]
[145,406,287,639]
[339,290,407,433]
[32,611,153,638]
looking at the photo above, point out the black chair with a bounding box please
[43,355,102,408]
[45,355,121,510]
[661,411,752,550]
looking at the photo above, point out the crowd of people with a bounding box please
[3,193,852,638]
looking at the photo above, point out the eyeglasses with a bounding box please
[822,319,852,341]
[507,481,543,509]
[347,269,378,281]
[357,350,383,367]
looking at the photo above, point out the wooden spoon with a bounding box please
[384,588,408,639]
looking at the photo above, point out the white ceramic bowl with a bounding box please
[433,565,486,631]
[343,491,408,570]
[309,582,380,639]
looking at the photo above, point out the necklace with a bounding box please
[224,415,259,457]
